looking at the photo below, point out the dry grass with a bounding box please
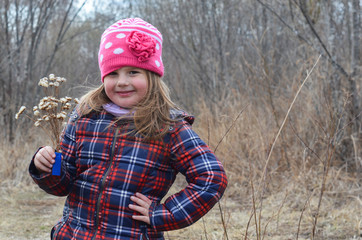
[0,172,360,240]
[0,184,65,240]
[1,61,361,239]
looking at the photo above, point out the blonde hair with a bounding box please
[78,71,177,140]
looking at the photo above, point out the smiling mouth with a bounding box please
[116,90,134,96]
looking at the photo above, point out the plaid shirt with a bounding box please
[29,110,227,240]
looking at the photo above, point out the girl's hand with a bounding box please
[129,192,152,225]
[34,146,56,173]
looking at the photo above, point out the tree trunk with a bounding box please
[349,0,361,132]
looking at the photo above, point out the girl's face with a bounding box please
[103,67,148,109]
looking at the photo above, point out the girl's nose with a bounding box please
[116,76,129,86]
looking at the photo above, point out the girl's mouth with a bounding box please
[117,90,134,97]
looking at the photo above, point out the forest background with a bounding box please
[0,0,361,239]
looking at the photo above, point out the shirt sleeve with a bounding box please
[149,120,228,231]
[28,118,78,196]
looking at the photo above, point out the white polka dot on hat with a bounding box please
[98,18,164,82]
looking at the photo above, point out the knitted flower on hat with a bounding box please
[98,18,163,81]
[127,31,156,62]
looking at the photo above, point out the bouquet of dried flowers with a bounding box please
[15,74,78,152]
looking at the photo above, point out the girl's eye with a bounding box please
[129,71,139,75]
[108,71,118,76]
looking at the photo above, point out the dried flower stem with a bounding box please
[15,74,77,152]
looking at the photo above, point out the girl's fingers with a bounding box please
[37,154,53,168]
[34,158,52,173]
[35,157,52,172]
[34,146,56,173]
[131,215,150,224]
[129,193,151,224]
[133,192,152,205]
[129,204,150,225]
[42,146,56,161]
[129,203,148,216]
[129,196,150,212]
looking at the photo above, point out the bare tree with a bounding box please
[0,0,86,143]
[254,0,361,164]
[133,0,249,109]
[350,0,361,131]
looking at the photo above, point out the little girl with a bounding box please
[29,18,227,240]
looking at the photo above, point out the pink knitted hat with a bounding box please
[98,18,163,81]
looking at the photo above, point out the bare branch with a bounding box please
[45,0,88,74]
[257,0,349,77]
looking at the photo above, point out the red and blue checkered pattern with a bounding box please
[29,110,227,240]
